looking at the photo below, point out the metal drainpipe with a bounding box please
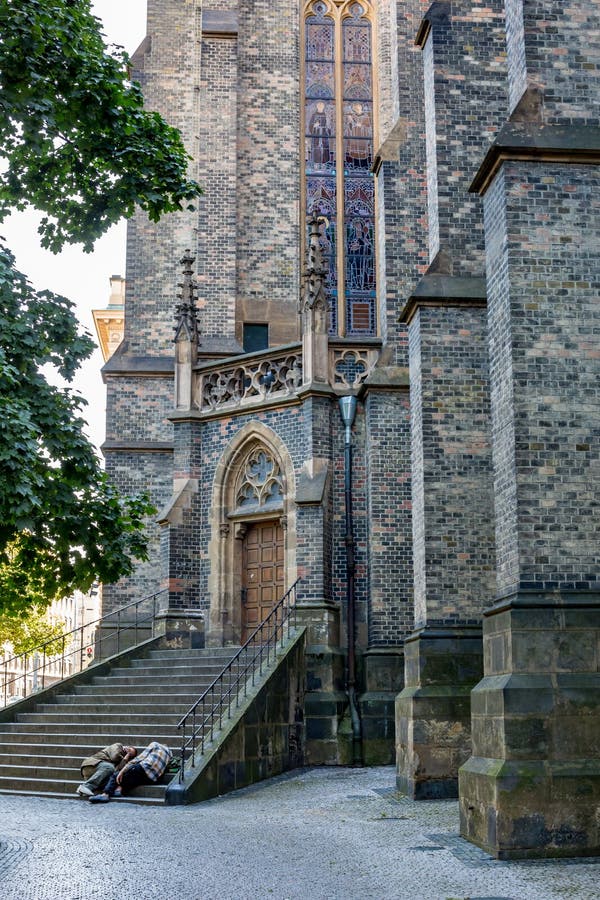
[339,395,363,767]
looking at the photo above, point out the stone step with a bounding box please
[0,752,89,770]
[107,664,228,676]
[0,729,184,745]
[0,716,185,746]
[55,689,205,701]
[0,751,81,766]
[0,763,82,780]
[0,644,239,802]
[0,746,192,765]
[70,684,213,698]
[15,712,203,726]
[89,675,222,687]
[0,787,163,805]
[38,700,205,714]
[139,647,239,668]
[0,775,169,801]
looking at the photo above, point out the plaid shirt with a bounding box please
[131,742,172,782]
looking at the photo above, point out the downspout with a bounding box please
[339,395,363,766]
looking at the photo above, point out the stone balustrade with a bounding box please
[328,342,380,391]
[194,345,303,414]
[192,341,381,415]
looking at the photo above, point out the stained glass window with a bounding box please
[303,1,376,337]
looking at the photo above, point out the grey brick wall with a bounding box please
[422,32,439,264]
[409,305,496,627]
[375,0,430,363]
[504,0,528,114]
[420,0,508,274]
[485,161,600,596]
[106,377,173,444]
[236,0,300,322]
[375,0,399,142]
[197,34,238,340]
[364,389,413,645]
[103,451,173,612]
[124,0,202,356]
[516,1,600,124]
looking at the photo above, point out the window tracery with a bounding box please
[303,0,376,337]
[235,448,284,512]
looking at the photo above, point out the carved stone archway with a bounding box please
[207,422,297,646]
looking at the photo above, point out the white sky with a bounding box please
[2,1,148,451]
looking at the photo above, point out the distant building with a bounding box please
[1,586,101,705]
[93,275,125,362]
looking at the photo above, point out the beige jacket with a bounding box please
[80,743,127,779]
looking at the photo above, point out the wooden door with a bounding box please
[241,520,284,642]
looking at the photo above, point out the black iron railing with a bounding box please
[1,589,167,708]
[177,579,300,782]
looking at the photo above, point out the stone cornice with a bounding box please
[404,624,483,644]
[399,275,487,325]
[295,382,337,400]
[102,441,174,453]
[169,394,303,424]
[372,117,408,175]
[296,466,329,506]
[470,124,600,196]
[485,589,600,616]
[102,353,174,378]
[102,338,244,379]
[201,10,238,37]
[360,365,410,394]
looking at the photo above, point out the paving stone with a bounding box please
[0,766,598,899]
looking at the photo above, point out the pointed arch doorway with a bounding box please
[241,519,285,642]
[207,424,297,647]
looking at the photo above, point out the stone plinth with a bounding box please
[154,610,205,650]
[460,594,600,858]
[296,602,347,765]
[360,647,404,765]
[396,627,483,799]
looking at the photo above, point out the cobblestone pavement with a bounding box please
[1,766,598,899]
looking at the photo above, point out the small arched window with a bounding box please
[234,447,284,515]
[303,0,376,336]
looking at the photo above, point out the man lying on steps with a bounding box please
[89,741,172,803]
[77,743,137,798]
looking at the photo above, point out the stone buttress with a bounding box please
[103,0,413,765]
[460,0,600,859]
[394,0,506,799]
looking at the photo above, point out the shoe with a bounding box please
[77,784,94,798]
[113,787,122,797]
[89,793,110,803]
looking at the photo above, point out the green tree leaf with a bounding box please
[0,237,155,616]
[0,605,71,657]
[0,0,202,251]
[0,2,202,615]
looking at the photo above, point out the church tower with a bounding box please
[102,0,413,767]
[101,0,600,856]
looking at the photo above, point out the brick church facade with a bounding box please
[100,1,600,858]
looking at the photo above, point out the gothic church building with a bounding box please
[101,0,600,859]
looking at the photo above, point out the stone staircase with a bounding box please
[0,647,238,804]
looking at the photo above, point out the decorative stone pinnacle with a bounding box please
[174,249,200,343]
[302,213,328,313]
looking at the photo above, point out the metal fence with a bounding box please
[1,589,167,708]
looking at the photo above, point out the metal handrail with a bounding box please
[177,579,300,782]
[1,588,168,708]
